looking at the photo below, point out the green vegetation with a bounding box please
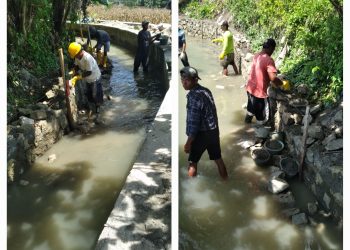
[181,0,343,105]
[7,0,78,109]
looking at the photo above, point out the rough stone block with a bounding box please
[325,139,343,151]
[292,213,308,225]
[45,90,56,99]
[307,202,318,215]
[19,116,34,125]
[323,193,331,209]
[268,178,289,194]
[308,125,324,140]
[31,110,47,120]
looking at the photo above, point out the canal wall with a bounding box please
[181,16,343,223]
[95,79,173,250]
[7,21,171,184]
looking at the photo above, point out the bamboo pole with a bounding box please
[299,105,310,181]
[58,48,75,130]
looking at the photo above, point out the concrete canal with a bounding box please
[7,41,166,250]
[178,36,342,250]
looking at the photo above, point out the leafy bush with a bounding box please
[182,0,343,105]
[181,0,223,19]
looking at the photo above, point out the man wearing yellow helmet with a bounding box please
[68,42,103,121]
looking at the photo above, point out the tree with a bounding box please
[52,0,75,34]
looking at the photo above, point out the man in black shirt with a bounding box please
[133,20,160,73]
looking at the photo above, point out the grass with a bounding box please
[87,4,171,24]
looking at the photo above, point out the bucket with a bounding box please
[264,139,284,155]
[280,157,299,178]
[251,148,271,166]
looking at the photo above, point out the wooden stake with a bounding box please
[299,105,310,181]
[58,48,75,130]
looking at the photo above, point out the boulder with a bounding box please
[296,84,309,96]
[30,110,47,120]
[282,208,300,218]
[334,126,343,138]
[268,178,289,194]
[45,90,56,99]
[333,110,342,123]
[273,191,295,207]
[254,126,270,139]
[325,139,343,151]
[322,133,336,146]
[310,104,322,116]
[292,213,308,225]
[308,125,324,140]
[244,53,254,62]
[307,202,318,215]
[19,116,34,125]
[282,112,294,126]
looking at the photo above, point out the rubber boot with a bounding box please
[97,51,103,67]
[103,55,108,68]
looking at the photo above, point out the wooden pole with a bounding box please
[299,105,310,181]
[87,25,92,48]
[58,48,75,130]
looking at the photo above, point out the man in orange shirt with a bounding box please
[245,38,283,124]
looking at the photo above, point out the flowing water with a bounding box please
[7,43,165,250]
[179,36,342,250]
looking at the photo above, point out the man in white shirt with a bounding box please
[68,42,103,121]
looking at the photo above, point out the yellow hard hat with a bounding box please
[68,42,82,59]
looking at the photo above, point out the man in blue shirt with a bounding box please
[87,26,111,68]
[179,27,190,67]
[180,66,228,180]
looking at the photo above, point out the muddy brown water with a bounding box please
[7,42,165,250]
[179,36,342,249]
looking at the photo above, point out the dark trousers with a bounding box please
[179,51,190,67]
[134,48,149,72]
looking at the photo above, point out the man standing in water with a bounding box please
[245,38,283,124]
[68,42,103,122]
[180,66,228,180]
[212,20,239,76]
[179,26,190,67]
[133,20,161,73]
[87,26,111,69]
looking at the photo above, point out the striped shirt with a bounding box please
[186,84,219,137]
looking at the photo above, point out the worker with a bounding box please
[245,38,283,124]
[87,26,110,69]
[179,27,190,67]
[133,20,161,73]
[68,42,103,122]
[212,20,239,76]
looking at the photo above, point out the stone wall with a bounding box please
[7,77,70,183]
[273,94,343,220]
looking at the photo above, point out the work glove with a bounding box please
[281,80,291,91]
[69,75,82,87]
[219,52,225,60]
[212,38,222,43]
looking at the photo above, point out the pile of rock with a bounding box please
[270,85,343,222]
